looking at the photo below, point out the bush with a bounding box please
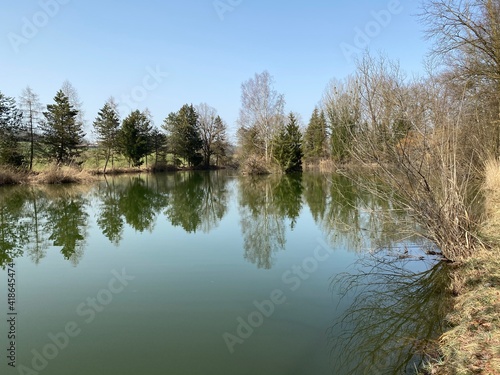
[240,155,271,175]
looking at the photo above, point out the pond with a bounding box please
[0,171,450,374]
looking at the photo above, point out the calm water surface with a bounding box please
[0,172,449,374]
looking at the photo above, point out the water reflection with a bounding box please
[96,178,124,245]
[304,173,417,253]
[44,187,89,265]
[24,188,51,264]
[0,172,425,269]
[237,174,303,269]
[0,189,28,268]
[330,256,451,374]
[0,186,91,267]
[0,171,450,374]
[164,172,229,233]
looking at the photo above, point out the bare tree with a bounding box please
[61,80,87,141]
[196,103,227,168]
[322,76,361,162]
[348,53,485,262]
[19,86,43,170]
[237,71,285,164]
[420,0,500,155]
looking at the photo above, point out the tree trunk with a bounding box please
[103,148,110,173]
[29,111,34,170]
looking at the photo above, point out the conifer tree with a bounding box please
[0,91,23,166]
[212,116,229,166]
[41,90,85,164]
[93,98,120,172]
[163,104,202,167]
[273,113,303,172]
[119,110,152,167]
[303,108,327,160]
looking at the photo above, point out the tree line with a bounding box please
[0,83,230,172]
[1,0,497,185]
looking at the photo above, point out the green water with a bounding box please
[0,172,449,375]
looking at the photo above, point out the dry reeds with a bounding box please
[240,155,271,175]
[422,162,500,375]
[32,164,96,185]
[0,167,27,185]
[480,159,500,242]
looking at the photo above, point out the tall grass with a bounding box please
[32,164,96,185]
[0,167,27,185]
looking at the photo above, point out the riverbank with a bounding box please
[0,164,230,186]
[425,160,500,374]
[0,165,96,185]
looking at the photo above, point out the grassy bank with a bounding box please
[424,160,500,374]
[0,162,229,186]
[0,165,96,186]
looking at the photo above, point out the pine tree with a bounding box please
[150,128,167,165]
[303,108,327,160]
[41,90,85,164]
[212,116,229,167]
[163,104,202,167]
[0,91,23,166]
[328,101,357,162]
[119,110,152,167]
[273,113,303,173]
[93,99,120,172]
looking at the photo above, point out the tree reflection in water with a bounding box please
[0,188,29,268]
[0,186,90,267]
[44,187,90,265]
[164,171,229,233]
[304,173,417,254]
[238,173,303,269]
[330,256,451,374]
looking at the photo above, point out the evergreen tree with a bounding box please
[93,99,121,172]
[150,128,167,165]
[212,116,229,166]
[41,91,84,164]
[119,110,152,167]
[0,91,23,166]
[163,104,202,167]
[303,108,327,160]
[328,101,358,162]
[273,113,303,173]
[41,90,85,164]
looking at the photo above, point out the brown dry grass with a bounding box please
[31,164,96,185]
[0,167,27,185]
[89,166,145,175]
[482,159,500,241]
[424,159,500,375]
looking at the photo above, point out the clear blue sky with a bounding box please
[0,0,430,140]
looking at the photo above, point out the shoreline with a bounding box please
[0,165,230,186]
